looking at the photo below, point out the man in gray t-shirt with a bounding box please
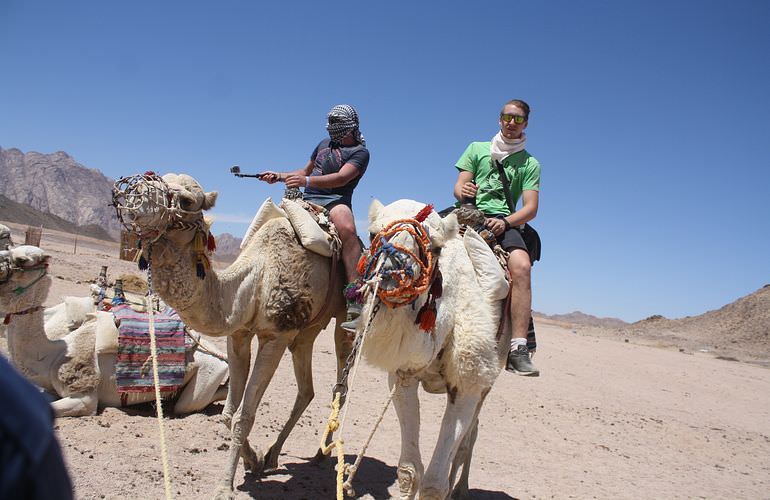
[260,104,369,332]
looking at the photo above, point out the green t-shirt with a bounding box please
[455,141,541,216]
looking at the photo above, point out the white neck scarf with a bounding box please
[490,131,527,164]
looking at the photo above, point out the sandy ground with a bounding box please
[2,222,769,499]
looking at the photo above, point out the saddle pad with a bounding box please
[463,228,509,301]
[113,305,187,393]
[241,197,286,249]
[282,198,334,257]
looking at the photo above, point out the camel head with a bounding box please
[0,224,13,250]
[0,245,51,313]
[365,199,458,300]
[113,172,219,280]
[113,172,218,242]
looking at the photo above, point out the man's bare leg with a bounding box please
[506,248,539,376]
[328,204,363,332]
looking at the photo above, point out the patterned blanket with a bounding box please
[113,305,188,394]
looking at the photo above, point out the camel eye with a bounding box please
[179,196,195,210]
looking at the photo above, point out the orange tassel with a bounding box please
[207,233,216,252]
[356,253,368,275]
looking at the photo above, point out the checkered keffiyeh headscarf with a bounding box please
[326,104,366,146]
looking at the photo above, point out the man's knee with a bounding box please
[507,250,531,280]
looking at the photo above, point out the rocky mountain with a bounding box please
[0,194,115,241]
[0,147,121,238]
[213,232,242,261]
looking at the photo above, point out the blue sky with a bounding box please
[1,0,768,321]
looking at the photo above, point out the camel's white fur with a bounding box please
[0,245,229,417]
[360,199,511,500]
[122,173,351,497]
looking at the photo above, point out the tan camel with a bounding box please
[113,172,350,497]
[355,199,511,500]
[0,245,230,417]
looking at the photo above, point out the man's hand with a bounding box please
[485,217,507,236]
[460,181,478,201]
[284,174,307,188]
[259,171,282,184]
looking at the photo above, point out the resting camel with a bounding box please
[356,199,512,500]
[112,172,350,496]
[0,245,230,416]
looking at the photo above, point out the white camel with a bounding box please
[356,199,512,500]
[0,245,230,417]
[113,172,350,496]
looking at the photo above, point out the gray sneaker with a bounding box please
[506,345,540,376]
[340,303,363,333]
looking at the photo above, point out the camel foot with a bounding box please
[261,444,280,474]
[397,464,421,500]
[419,486,446,500]
[450,484,470,500]
[212,485,236,500]
[241,445,264,474]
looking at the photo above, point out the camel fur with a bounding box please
[120,173,351,497]
[0,245,230,417]
[359,199,512,500]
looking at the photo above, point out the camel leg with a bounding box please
[216,335,291,497]
[260,329,319,473]
[173,350,229,414]
[222,332,252,427]
[449,416,478,500]
[390,373,423,500]
[220,332,261,473]
[420,389,483,500]
[51,391,98,417]
[449,390,488,499]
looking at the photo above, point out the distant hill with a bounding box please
[213,232,241,261]
[0,194,115,241]
[618,285,770,354]
[0,147,121,238]
[534,310,627,329]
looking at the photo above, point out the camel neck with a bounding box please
[5,308,60,391]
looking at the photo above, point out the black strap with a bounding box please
[494,160,516,215]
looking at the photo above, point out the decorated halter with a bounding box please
[112,172,216,279]
[347,204,442,332]
[0,250,49,324]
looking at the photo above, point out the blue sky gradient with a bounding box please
[1,0,768,321]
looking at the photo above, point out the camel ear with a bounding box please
[202,191,218,211]
[368,199,384,223]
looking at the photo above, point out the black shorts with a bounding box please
[302,193,350,210]
[498,223,541,265]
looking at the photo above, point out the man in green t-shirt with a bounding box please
[453,99,541,376]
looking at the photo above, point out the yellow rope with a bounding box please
[147,301,172,500]
[319,392,347,500]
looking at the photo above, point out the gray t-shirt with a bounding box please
[304,138,369,207]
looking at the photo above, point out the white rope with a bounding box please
[341,382,398,497]
[147,297,173,500]
[338,279,380,436]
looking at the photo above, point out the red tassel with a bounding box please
[416,303,437,333]
[414,204,434,223]
[207,233,216,252]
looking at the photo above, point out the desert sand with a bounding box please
[2,222,769,499]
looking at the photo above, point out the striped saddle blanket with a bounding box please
[113,304,189,394]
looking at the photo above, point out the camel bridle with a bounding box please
[112,172,207,243]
